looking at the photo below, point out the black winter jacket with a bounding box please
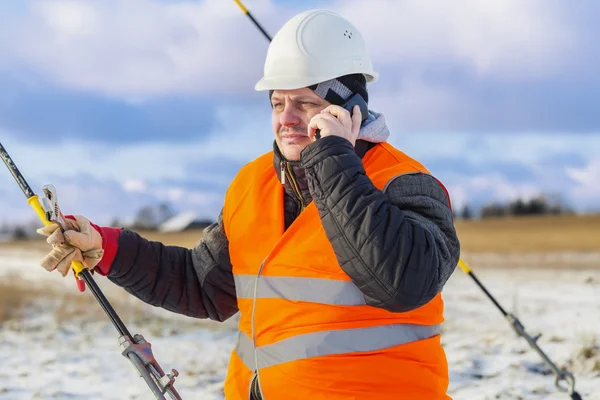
[107,117,460,320]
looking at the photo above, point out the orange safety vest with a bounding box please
[222,142,451,400]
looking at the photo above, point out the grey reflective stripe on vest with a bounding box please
[235,323,440,371]
[234,274,367,306]
[235,330,256,371]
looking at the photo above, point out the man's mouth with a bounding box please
[281,133,308,140]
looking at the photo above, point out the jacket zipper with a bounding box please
[252,162,306,399]
[251,259,267,400]
[280,161,306,211]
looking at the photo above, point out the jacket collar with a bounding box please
[271,139,374,208]
[273,141,312,208]
[271,110,390,207]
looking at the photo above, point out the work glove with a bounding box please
[37,215,105,291]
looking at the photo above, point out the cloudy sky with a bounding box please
[1,0,598,226]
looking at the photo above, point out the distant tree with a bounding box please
[509,198,527,215]
[482,193,573,218]
[546,193,572,215]
[460,204,473,220]
[527,196,550,215]
[12,226,28,240]
[480,202,507,218]
[506,196,550,216]
[110,217,123,228]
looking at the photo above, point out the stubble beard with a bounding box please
[277,126,309,161]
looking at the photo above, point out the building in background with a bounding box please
[158,211,213,233]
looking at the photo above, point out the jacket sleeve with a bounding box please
[107,210,238,322]
[300,136,460,313]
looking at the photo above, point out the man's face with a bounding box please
[271,88,330,161]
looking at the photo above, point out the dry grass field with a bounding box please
[135,213,600,270]
[139,214,600,253]
[2,213,599,253]
[453,213,600,253]
[127,213,600,253]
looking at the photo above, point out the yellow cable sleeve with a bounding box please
[233,0,249,14]
[458,258,472,274]
[28,195,85,277]
[27,195,50,226]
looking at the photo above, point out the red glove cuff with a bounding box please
[63,215,121,276]
[91,223,122,276]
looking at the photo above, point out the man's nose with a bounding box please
[279,104,301,126]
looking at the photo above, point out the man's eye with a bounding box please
[301,101,316,106]
[272,103,283,109]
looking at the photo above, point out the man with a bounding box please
[38,9,460,400]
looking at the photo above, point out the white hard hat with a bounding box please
[255,9,378,91]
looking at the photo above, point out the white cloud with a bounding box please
[39,0,97,36]
[566,159,600,210]
[2,0,276,99]
[388,130,600,168]
[161,189,224,211]
[2,128,600,224]
[123,179,147,193]
[566,159,600,186]
[445,172,555,215]
[469,174,542,202]
[337,0,576,80]
[1,0,597,223]
[382,130,600,213]
[369,75,468,133]
[0,0,583,100]
[438,155,600,214]
[0,102,272,186]
[166,187,185,202]
[0,102,274,224]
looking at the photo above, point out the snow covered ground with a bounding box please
[1,247,599,399]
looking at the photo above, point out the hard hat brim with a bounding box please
[255,72,378,92]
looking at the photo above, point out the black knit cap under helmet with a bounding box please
[269,73,368,106]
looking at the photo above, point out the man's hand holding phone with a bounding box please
[307,104,362,146]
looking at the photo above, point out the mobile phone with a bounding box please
[315,93,368,139]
